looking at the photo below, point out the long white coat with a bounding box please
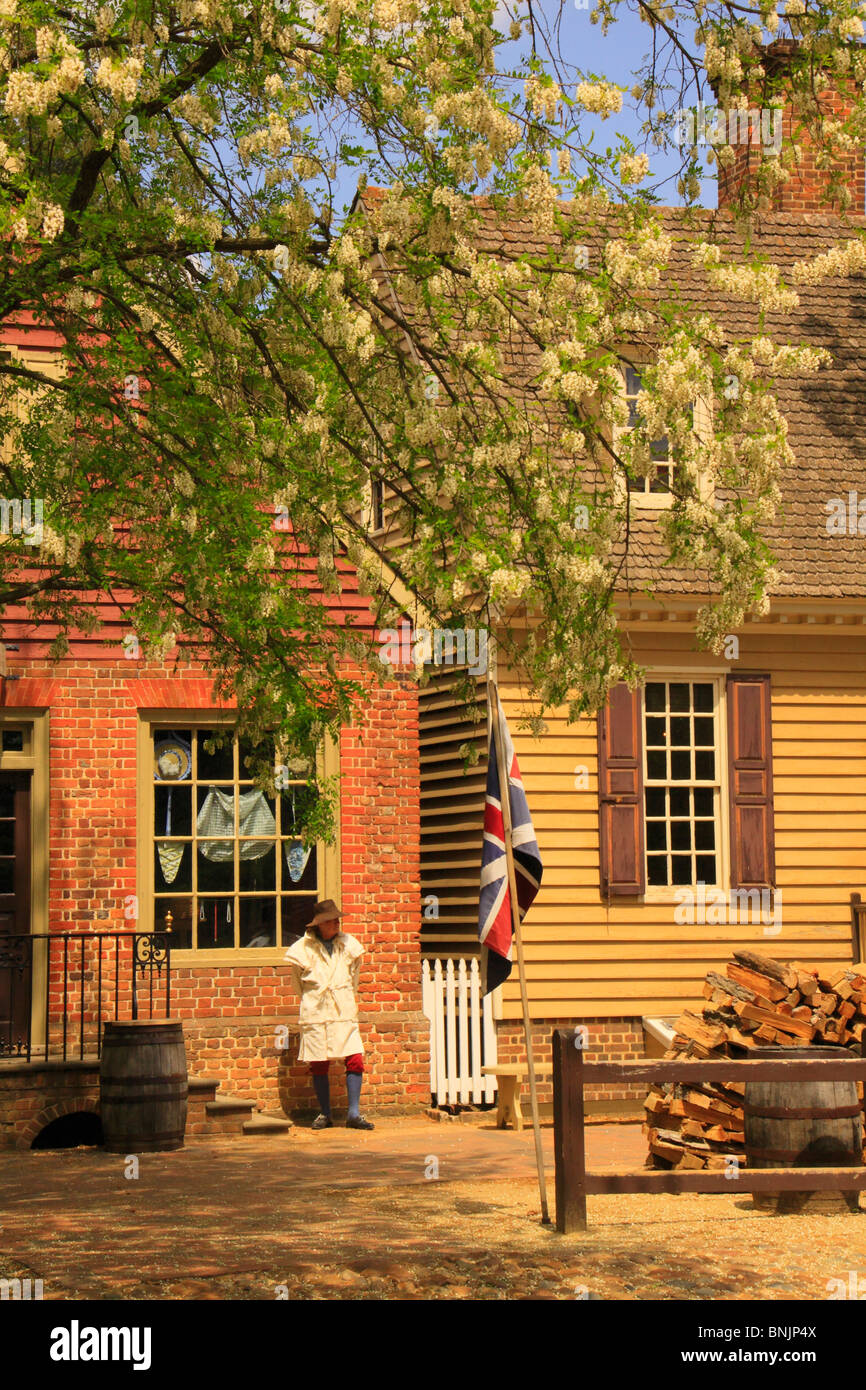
[285,929,365,1062]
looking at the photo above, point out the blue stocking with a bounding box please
[346,1070,362,1120]
[312,1073,331,1117]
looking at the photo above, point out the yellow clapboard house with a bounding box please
[357,84,866,1103]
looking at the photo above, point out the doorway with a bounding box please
[0,771,31,1055]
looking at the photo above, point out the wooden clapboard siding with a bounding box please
[418,668,487,957]
[495,626,866,1021]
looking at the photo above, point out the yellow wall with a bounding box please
[497,625,866,1021]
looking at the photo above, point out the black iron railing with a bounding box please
[0,931,172,1063]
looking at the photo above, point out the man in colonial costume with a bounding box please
[284,900,373,1130]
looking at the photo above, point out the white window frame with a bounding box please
[639,671,731,903]
[613,359,713,512]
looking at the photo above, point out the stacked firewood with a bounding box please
[644,950,866,1170]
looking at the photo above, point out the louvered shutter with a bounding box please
[598,683,645,896]
[727,674,776,889]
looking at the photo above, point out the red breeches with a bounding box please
[308,1053,364,1075]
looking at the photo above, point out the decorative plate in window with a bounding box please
[154,737,192,781]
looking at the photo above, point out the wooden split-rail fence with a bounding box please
[552,1030,866,1233]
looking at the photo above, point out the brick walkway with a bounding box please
[0,1119,862,1299]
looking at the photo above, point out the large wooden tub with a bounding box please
[100,1019,188,1153]
[744,1045,862,1213]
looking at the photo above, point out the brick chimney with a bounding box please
[711,39,865,213]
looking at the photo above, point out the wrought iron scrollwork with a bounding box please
[133,931,170,978]
[0,932,172,1062]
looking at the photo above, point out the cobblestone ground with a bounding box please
[0,1119,862,1300]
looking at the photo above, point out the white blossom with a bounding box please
[575,80,623,117]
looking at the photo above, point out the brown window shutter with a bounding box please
[598,683,645,896]
[727,674,775,889]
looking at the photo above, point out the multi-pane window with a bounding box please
[623,365,673,495]
[151,727,319,950]
[643,681,720,887]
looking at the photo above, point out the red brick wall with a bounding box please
[713,41,865,214]
[337,680,428,1112]
[495,1016,646,1108]
[3,658,428,1117]
[0,1063,100,1150]
[717,87,866,213]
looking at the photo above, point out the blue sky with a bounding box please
[327,1,718,218]
[317,1,723,220]
[493,0,716,206]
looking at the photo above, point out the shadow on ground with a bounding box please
[0,1122,857,1300]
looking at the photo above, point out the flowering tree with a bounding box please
[0,0,863,780]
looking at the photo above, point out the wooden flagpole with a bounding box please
[488,679,551,1225]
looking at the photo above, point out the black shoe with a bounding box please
[312,1113,333,1130]
[346,1115,374,1130]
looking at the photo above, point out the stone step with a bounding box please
[205,1097,256,1118]
[242,1114,293,1136]
[188,1077,221,1105]
[184,1089,271,1141]
[200,1097,258,1137]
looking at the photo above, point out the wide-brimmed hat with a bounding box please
[309,898,341,926]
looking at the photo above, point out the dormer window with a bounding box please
[615,360,707,510]
[623,365,673,496]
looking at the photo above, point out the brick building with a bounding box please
[0,321,430,1144]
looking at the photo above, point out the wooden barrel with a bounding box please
[744,1046,862,1213]
[100,1020,188,1153]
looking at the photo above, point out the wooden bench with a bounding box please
[482,1063,552,1131]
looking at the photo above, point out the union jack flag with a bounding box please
[478,699,543,994]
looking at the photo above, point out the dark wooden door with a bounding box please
[0,772,31,1054]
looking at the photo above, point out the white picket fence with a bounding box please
[421,957,498,1106]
